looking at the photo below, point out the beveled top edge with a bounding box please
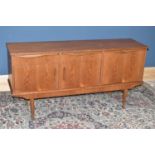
[7,38,148,55]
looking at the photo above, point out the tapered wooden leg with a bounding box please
[30,98,35,119]
[122,89,128,109]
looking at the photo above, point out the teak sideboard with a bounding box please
[7,39,148,119]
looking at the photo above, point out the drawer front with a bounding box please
[12,54,59,93]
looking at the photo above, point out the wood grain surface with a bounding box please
[8,39,147,119]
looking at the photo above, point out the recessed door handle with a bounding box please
[63,67,66,80]
[54,68,57,80]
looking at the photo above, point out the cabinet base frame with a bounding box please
[11,81,142,119]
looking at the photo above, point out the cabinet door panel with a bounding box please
[60,54,80,89]
[80,53,101,87]
[12,54,59,92]
[122,49,146,82]
[36,55,59,91]
[101,51,123,84]
[101,49,146,85]
[60,52,102,89]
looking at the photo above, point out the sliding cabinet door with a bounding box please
[12,54,59,93]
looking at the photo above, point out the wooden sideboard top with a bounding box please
[7,39,147,55]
